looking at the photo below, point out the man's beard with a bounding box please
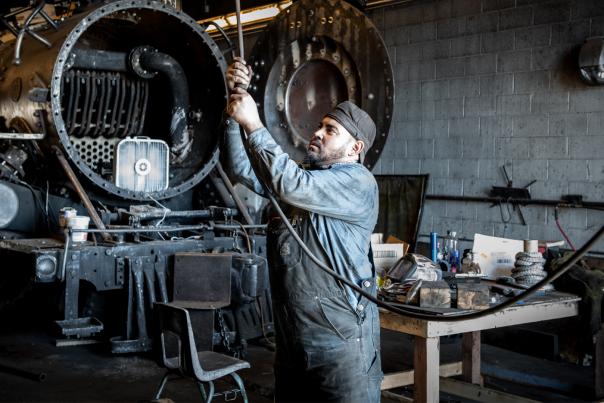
[306,143,349,166]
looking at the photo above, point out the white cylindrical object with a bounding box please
[524,239,539,253]
[67,215,90,242]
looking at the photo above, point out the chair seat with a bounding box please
[166,351,250,382]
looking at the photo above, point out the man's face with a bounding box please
[307,117,356,165]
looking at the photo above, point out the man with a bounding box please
[223,58,382,402]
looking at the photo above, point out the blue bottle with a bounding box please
[430,232,438,262]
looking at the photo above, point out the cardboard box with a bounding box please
[371,233,409,273]
[471,234,523,279]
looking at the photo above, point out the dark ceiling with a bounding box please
[0,1,296,38]
[179,0,367,19]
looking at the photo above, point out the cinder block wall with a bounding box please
[368,0,604,253]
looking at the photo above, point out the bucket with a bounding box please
[67,215,90,242]
[58,207,77,230]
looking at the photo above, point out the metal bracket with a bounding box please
[54,250,104,339]
[8,1,58,65]
[489,166,536,226]
[0,132,44,140]
[110,255,169,353]
[27,87,50,103]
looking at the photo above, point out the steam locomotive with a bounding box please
[0,0,393,354]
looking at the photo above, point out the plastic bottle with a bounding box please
[436,241,443,261]
[430,232,438,262]
[448,231,460,273]
[461,251,481,274]
[442,231,451,263]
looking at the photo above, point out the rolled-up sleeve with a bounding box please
[221,120,266,196]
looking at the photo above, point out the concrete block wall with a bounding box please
[369,0,604,253]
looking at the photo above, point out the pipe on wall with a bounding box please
[426,194,604,210]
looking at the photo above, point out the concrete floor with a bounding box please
[0,300,596,403]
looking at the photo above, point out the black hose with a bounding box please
[202,21,236,59]
[138,50,191,162]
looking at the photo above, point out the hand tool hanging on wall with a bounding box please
[489,165,536,226]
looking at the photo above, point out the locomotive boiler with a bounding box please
[0,0,270,354]
[0,0,394,354]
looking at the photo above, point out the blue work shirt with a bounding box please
[222,120,379,309]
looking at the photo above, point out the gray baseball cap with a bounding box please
[325,101,376,163]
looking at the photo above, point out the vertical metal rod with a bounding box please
[234,0,245,59]
[52,146,112,242]
[231,0,255,225]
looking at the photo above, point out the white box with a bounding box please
[471,233,524,279]
[371,233,409,273]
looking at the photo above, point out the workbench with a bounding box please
[379,291,580,403]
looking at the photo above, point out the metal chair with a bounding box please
[153,302,250,402]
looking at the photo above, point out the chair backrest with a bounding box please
[155,302,205,378]
[374,174,429,252]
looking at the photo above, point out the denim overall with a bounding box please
[267,209,382,402]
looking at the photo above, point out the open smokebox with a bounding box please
[0,0,229,201]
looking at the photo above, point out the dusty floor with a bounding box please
[0,301,597,403]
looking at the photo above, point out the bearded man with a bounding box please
[223,58,382,402]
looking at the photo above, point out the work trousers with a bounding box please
[267,215,383,403]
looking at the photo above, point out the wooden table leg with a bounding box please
[595,328,604,399]
[414,336,440,403]
[462,331,482,385]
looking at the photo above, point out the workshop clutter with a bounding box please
[379,253,444,304]
[379,251,491,310]
[378,232,562,311]
[371,233,409,277]
[58,207,77,230]
[387,254,443,283]
[512,240,553,290]
[66,215,90,243]
[59,207,92,243]
[434,230,461,272]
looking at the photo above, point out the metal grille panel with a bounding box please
[62,69,149,138]
[71,136,120,172]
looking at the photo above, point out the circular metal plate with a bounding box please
[50,0,226,200]
[248,0,394,170]
[0,183,19,228]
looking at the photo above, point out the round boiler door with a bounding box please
[285,60,348,147]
